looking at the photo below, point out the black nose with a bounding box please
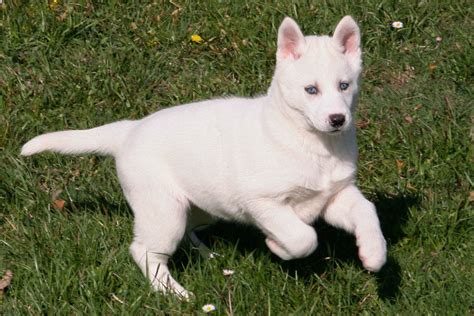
[329,114,346,128]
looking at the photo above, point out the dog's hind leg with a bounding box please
[187,230,220,259]
[186,208,219,259]
[124,179,191,299]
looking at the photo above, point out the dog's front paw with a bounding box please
[356,230,387,272]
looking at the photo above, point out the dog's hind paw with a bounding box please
[151,274,194,301]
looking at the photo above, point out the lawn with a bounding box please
[0,0,472,314]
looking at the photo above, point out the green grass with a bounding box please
[1,0,472,314]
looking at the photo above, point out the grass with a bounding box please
[1,0,472,314]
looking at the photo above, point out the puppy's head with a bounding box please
[273,16,362,134]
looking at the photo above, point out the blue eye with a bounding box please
[340,82,350,91]
[305,85,318,95]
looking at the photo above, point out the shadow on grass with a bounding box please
[67,195,132,218]
[61,188,416,301]
[373,192,418,300]
[184,192,418,302]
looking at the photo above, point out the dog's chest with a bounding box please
[284,172,350,203]
[275,156,355,223]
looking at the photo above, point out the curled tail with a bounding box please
[21,120,135,157]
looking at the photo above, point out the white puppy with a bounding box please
[21,16,387,299]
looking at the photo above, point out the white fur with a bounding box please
[21,16,386,298]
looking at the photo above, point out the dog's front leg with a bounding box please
[323,185,387,272]
[248,199,318,260]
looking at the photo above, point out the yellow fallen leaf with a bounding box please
[49,0,59,10]
[191,34,203,43]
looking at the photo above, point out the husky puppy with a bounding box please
[22,16,387,298]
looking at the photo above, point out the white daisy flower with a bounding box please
[391,21,404,29]
[222,269,235,276]
[202,304,216,313]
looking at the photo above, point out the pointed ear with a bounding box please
[277,17,305,61]
[333,16,361,57]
